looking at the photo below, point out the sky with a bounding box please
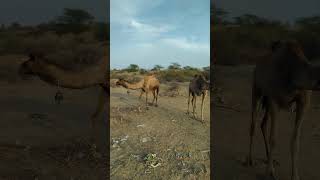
[0,0,108,25]
[110,0,210,69]
[214,0,320,23]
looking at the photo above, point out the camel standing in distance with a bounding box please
[18,52,109,139]
[187,74,210,122]
[248,40,320,180]
[116,75,160,108]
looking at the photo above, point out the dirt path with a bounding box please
[110,82,210,180]
[213,65,320,180]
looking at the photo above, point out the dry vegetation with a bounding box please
[110,69,210,179]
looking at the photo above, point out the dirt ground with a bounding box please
[213,65,320,180]
[110,80,210,179]
[0,55,108,179]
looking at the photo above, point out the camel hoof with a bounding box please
[154,104,158,107]
[146,107,149,110]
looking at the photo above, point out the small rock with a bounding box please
[141,137,152,143]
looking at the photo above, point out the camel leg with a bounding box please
[139,90,144,100]
[155,87,159,107]
[291,101,306,180]
[248,87,261,166]
[90,86,107,140]
[193,95,197,119]
[191,94,196,117]
[267,102,278,179]
[187,91,191,114]
[261,104,270,161]
[200,92,206,122]
[151,90,156,106]
[145,91,149,109]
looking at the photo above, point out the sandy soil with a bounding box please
[213,65,320,180]
[110,80,210,179]
[0,55,108,179]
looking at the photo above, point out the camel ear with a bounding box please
[271,40,281,52]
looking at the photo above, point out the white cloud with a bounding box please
[110,0,164,24]
[160,37,209,52]
[111,37,210,69]
[129,19,173,34]
[110,0,210,69]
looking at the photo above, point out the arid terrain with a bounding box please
[110,77,210,179]
[0,55,108,179]
[213,65,320,180]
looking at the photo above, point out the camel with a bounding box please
[248,39,320,180]
[116,75,160,108]
[187,74,210,122]
[18,52,109,140]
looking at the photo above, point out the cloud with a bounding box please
[129,19,173,34]
[110,0,164,24]
[160,37,209,52]
[111,37,210,69]
[110,0,210,69]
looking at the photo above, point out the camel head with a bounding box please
[18,54,38,79]
[196,74,210,91]
[272,40,320,90]
[115,78,128,88]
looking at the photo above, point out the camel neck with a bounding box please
[124,80,144,90]
[32,61,104,89]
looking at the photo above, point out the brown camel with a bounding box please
[18,52,109,139]
[116,75,160,108]
[187,74,210,122]
[248,40,320,180]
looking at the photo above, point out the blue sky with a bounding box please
[110,0,210,69]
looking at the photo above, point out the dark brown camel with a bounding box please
[248,40,320,180]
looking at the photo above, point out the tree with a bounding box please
[202,66,210,71]
[168,62,181,70]
[233,14,275,26]
[296,16,320,30]
[126,64,140,72]
[140,68,148,74]
[152,65,164,71]
[52,8,95,34]
[56,8,94,25]
[10,22,21,29]
[183,66,198,71]
[0,24,5,31]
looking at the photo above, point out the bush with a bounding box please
[159,69,201,82]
